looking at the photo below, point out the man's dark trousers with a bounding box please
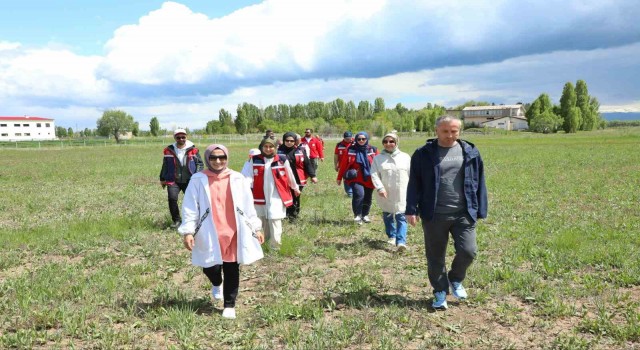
[167,182,189,222]
[422,212,477,293]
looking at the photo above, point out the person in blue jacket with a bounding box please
[405,115,488,310]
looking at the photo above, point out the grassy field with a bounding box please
[1,128,639,349]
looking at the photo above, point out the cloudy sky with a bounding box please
[1,0,639,130]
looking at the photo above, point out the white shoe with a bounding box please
[387,238,396,245]
[362,215,371,223]
[354,216,362,224]
[211,285,223,300]
[397,243,407,252]
[222,307,236,319]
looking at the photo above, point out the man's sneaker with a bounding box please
[387,238,396,245]
[170,220,181,229]
[211,285,223,300]
[432,291,448,309]
[397,243,407,253]
[450,281,468,300]
[222,307,236,319]
[354,216,362,224]
[362,215,371,223]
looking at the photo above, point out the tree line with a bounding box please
[58,80,610,142]
[89,99,446,143]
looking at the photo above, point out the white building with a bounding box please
[0,116,56,141]
[462,104,528,131]
[482,116,529,131]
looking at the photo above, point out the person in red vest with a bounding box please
[300,128,324,171]
[336,131,379,224]
[159,128,204,229]
[242,138,300,248]
[278,132,318,222]
[334,131,354,197]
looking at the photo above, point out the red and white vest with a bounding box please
[250,155,294,207]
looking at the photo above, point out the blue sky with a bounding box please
[1,0,639,129]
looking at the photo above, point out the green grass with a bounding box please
[1,129,639,348]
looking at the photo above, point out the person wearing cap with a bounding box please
[405,115,488,310]
[178,144,265,319]
[278,132,318,222]
[300,128,324,171]
[334,131,354,197]
[336,131,379,224]
[370,133,411,252]
[241,138,300,248]
[160,129,204,228]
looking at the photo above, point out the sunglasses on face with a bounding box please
[382,140,396,144]
[209,155,227,161]
[356,138,366,141]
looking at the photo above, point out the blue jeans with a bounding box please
[382,212,407,245]
[343,182,353,196]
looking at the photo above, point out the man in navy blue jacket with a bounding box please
[405,116,487,310]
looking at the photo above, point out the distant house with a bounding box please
[462,104,528,131]
[0,116,56,141]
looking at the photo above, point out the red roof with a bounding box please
[0,116,53,121]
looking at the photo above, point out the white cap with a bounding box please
[173,128,187,136]
[248,148,261,157]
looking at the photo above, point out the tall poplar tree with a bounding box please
[560,82,577,133]
[149,117,160,136]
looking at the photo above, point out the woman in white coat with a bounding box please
[179,144,264,319]
[371,133,412,252]
[242,138,300,249]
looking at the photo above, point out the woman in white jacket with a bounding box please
[241,138,299,249]
[371,133,412,252]
[179,144,264,319]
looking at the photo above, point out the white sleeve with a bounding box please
[284,160,299,190]
[240,160,254,187]
[241,177,263,231]
[177,180,200,235]
[370,156,385,191]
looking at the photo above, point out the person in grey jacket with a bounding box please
[405,116,488,310]
[371,133,411,252]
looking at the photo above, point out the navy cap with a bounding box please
[343,131,353,138]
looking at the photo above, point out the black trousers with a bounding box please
[167,182,189,222]
[202,262,240,308]
[286,186,304,219]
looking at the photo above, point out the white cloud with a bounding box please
[0,46,111,105]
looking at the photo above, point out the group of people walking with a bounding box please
[158,116,488,318]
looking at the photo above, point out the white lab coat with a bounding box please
[178,171,263,266]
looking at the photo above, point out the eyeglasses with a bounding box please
[284,139,295,143]
[175,136,186,140]
[356,138,366,141]
[382,140,396,144]
[209,155,228,161]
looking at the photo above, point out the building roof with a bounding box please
[0,116,54,121]
[462,105,524,111]
[482,116,528,123]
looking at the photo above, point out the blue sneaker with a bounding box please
[450,281,467,300]
[432,291,448,309]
